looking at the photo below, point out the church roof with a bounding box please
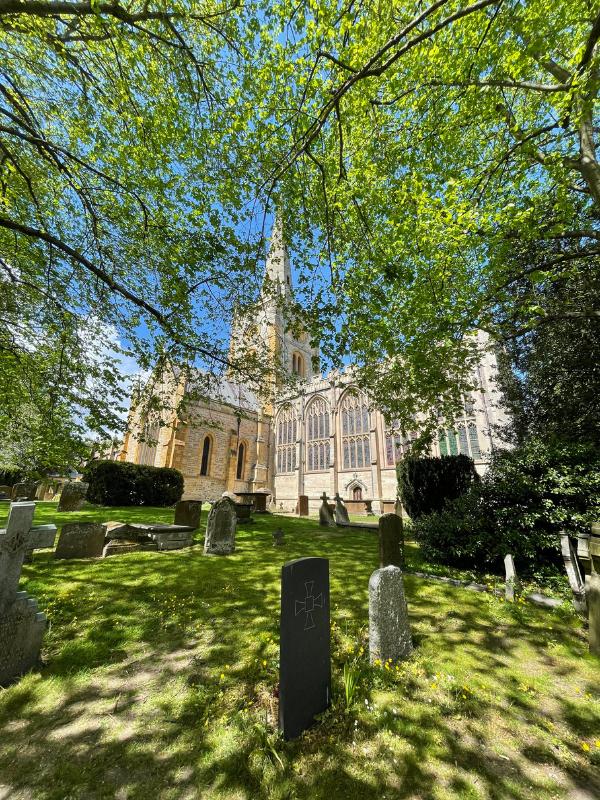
[185,371,260,414]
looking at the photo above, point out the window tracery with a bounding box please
[276,405,297,474]
[340,391,370,469]
[306,397,330,471]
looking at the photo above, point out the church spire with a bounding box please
[263,213,292,297]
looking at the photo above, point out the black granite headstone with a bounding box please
[279,557,330,740]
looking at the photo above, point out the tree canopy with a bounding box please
[1,0,599,466]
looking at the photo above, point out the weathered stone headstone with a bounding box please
[504,554,521,602]
[369,566,412,665]
[379,513,403,568]
[279,557,330,740]
[273,528,285,546]
[57,481,88,512]
[333,493,350,525]
[0,502,47,685]
[318,492,335,527]
[560,531,587,614]
[297,495,309,517]
[11,483,36,501]
[204,497,236,555]
[34,482,47,501]
[24,524,58,563]
[174,500,202,530]
[55,522,105,559]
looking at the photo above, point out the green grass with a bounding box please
[0,502,598,800]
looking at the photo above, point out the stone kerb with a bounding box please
[369,566,413,665]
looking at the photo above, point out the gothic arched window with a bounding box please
[276,405,297,474]
[236,442,246,480]
[306,396,330,472]
[200,435,211,476]
[352,486,363,501]
[340,391,370,469]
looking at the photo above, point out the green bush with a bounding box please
[413,439,600,573]
[0,468,23,486]
[397,454,478,519]
[83,460,184,506]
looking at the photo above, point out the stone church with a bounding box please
[122,220,508,513]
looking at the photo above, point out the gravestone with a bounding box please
[560,531,587,614]
[57,481,88,512]
[204,497,236,555]
[273,528,285,546]
[174,500,202,530]
[279,557,330,740]
[333,493,350,525]
[297,495,309,517]
[369,566,412,665]
[378,513,403,568]
[504,554,520,602]
[11,483,36,501]
[0,502,47,685]
[24,524,58,563]
[55,522,105,559]
[589,525,600,655]
[318,492,335,527]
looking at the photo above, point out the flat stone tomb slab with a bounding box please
[279,557,331,740]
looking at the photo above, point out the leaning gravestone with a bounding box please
[589,525,600,656]
[333,493,350,525]
[11,483,36,501]
[55,522,105,559]
[24,524,57,563]
[279,556,330,740]
[57,481,88,512]
[379,513,403,568]
[204,497,236,555]
[174,500,202,530]
[560,531,587,614]
[369,565,412,664]
[0,502,47,685]
[318,492,335,527]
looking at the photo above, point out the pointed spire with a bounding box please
[264,213,292,297]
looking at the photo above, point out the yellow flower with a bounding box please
[219,673,225,681]
[582,742,590,752]
[595,740,600,748]
[262,660,267,667]
[461,694,467,699]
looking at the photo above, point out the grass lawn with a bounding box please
[0,502,598,800]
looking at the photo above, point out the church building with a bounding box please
[121,220,509,513]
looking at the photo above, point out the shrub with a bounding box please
[0,468,23,486]
[397,454,478,520]
[413,439,600,573]
[83,460,184,506]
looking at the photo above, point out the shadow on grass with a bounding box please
[0,509,598,799]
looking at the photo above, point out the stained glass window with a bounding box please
[276,406,297,473]
[340,392,370,469]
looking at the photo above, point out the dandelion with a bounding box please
[220,673,225,681]
[582,742,590,752]
[595,740,600,748]
[262,660,267,667]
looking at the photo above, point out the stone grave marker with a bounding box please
[379,513,403,568]
[24,524,57,562]
[55,522,105,559]
[504,554,521,602]
[560,531,587,614]
[272,528,285,546]
[318,492,335,527]
[0,502,47,685]
[204,497,236,555]
[333,493,350,525]
[174,500,202,530]
[279,557,330,740]
[11,483,36,501]
[297,495,309,517]
[57,481,88,512]
[589,524,600,655]
[369,566,412,665]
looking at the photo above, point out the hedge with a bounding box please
[413,439,600,573]
[83,460,184,506]
[397,454,478,519]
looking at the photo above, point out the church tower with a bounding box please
[229,215,319,387]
